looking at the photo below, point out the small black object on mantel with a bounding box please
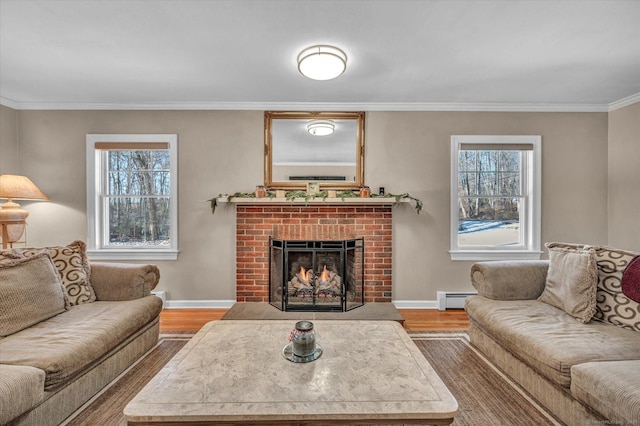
[379,187,385,195]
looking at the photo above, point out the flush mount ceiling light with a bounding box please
[297,45,347,81]
[307,120,335,136]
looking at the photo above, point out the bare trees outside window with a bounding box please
[457,149,522,247]
[106,150,170,246]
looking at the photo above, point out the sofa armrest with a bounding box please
[470,260,549,300]
[90,262,160,301]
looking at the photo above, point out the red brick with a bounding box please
[235,204,393,303]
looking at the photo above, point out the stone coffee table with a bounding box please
[124,320,458,425]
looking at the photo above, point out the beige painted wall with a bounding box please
[608,102,640,251]
[367,111,609,300]
[0,108,612,303]
[0,105,19,174]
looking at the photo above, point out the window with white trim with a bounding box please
[86,134,179,260]
[450,135,541,261]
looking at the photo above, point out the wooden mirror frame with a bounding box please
[264,111,365,190]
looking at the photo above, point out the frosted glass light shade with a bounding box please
[307,120,335,136]
[297,45,347,81]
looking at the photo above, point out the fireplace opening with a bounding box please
[269,238,364,312]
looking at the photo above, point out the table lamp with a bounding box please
[0,174,49,249]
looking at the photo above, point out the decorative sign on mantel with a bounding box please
[208,190,423,214]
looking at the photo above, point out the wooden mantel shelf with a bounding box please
[216,197,410,205]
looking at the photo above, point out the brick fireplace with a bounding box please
[235,204,393,303]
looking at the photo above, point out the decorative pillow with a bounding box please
[18,240,95,305]
[0,250,24,265]
[538,244,598,323]
[547,242,640,332]
[0,253,69,337]
[622,256,640,303]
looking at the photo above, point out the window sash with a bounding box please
[103,150,171,196]
[450,135,541,261]
[99,150,172,250]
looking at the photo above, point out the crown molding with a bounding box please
[3,93,637,112]
[0,97,20,109]
[608,92,640,111]
[0,98,612,112]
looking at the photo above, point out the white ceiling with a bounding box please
[1,0,639,111]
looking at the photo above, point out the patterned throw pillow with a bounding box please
[0,250,24,265]
[18,240,95,306]
[0,253,69,337]
[592,247,640,332]
[547,242,640,332]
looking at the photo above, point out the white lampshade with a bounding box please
[297,45,347,81]
[307,120,335,136]
[0,175,49,201]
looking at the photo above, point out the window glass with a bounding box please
[457,149,522,247]
[105,149,171,247]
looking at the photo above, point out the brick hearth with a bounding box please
[236,205,393,303]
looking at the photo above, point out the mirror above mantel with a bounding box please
[264,111,365,190]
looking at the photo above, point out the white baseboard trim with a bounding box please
[392,300,439,309]
[164,300,236,309]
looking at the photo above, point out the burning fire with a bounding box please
[319,265,330,284]
[298,266,312,283]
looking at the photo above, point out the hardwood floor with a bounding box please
[159,308,469,333]
[399,309,469,332]
[159,308,227,332]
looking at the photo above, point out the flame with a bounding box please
[298,266,312,283]
[320,265,330,283]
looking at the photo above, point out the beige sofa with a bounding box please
[0,241,163,426]
[465,243,640,426]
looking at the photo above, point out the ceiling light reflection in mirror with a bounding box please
[307,120,335,136]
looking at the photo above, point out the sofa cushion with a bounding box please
[465,296,640,387]
[19,240,96,306]
[571,360,640,426]
[0,364,46,425]
[538,245,598,323]
[0,297,163,390]
[0,253,69,337]
[547,243,640,332]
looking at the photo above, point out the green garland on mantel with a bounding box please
[207,191,423,215]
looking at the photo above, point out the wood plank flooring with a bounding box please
[159,308,469,333]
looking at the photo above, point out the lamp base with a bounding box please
[0,201,29,249]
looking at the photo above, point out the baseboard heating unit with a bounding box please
[151,290,167,308]
[436,291,477,310]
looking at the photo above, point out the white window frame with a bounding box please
[450,135,541,261]
[86,134,179,260]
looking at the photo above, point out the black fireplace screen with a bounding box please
[269,238,364,312]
